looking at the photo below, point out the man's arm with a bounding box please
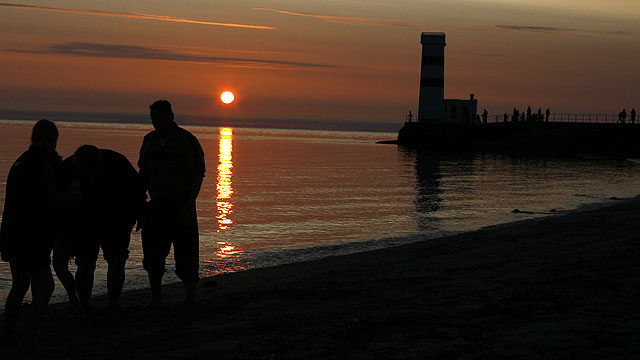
[189,133,205,201]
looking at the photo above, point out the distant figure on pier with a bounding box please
[537,108,543,123]
[1,119,60,346]
[407,110,413,122]
[526,106,532,122]
[631,108,636,124]
[482,109,488,123]
[618,109,627,123]
[545,108,550,122]
[503,112,509,122]
[512,108,519,122]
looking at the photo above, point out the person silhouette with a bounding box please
[545,108,550,122]
[631,108,636,124]
[482,109,488,123]
[0,119,60,346]
[622,109,627,123]
[54,145,145,311]
[138,100,205,308]
[503,112,508,123]
[408,110,413,122]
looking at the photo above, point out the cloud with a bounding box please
[494,25,631,36]
[253,7,414,28]
[9,42,341,71]
[0,2,275,30]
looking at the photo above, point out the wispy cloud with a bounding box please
[7,42,340,71]
[0,2,275,30]
[494,25,631,36]
[253,7,413,28]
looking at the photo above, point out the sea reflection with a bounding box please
[201,127,248,276]
[400,148,446,232]
[200,240,250,276]
[215,241,243,259]
[216,127,234,230]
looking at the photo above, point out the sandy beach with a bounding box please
[3,197,640,359]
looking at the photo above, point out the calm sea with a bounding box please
[1,120,640,307]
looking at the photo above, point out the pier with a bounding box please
[397,32,640,156]
[397,121,640,156]
[486,114,638,124]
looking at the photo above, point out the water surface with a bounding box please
[1,120,639,307]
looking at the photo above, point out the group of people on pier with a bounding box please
[0,100,205,347]
[617,108,637,124]
[503,106,551,123]
[464,106,551,124]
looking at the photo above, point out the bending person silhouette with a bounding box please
[138,100,205,308]
[55,145,145,310]
[0,120,60,346]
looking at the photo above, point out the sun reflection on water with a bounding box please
[200,127,249,276]
[216,127,234,230]
[215,241,242,258]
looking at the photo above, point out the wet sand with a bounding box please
[5,197,640,359]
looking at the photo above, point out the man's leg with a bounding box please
[52,241,78,308]
[103,232,131,309]
[147,270,164,307]
[2,263,31,340]
[74,259,96,310]
[142,223,170,308]
[23,266,54,346]
[74,238,100,310]
[106,259,125,309]
[174,212,200,307]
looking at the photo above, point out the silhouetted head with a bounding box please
[73,145,103,176]
[31,119,58,152]
[149,100,175,135]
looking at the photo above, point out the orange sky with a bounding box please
[1,1,638,128]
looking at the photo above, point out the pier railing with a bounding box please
[489,114,637,124]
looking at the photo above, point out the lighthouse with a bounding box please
[417,32,477,123]
[418,32,446,122]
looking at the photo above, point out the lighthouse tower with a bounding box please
[418,32,446,122]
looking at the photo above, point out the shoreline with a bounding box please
[5,195,640,358]
[40,196,622,309]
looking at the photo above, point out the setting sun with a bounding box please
[220,91,235,104]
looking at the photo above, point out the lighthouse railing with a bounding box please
[488,114,636,124]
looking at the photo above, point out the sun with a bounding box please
[220,91,235,104]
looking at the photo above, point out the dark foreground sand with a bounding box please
[4,198,640,359]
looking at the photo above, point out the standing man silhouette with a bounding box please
[545,108,550,122]
[138,100,205,308]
